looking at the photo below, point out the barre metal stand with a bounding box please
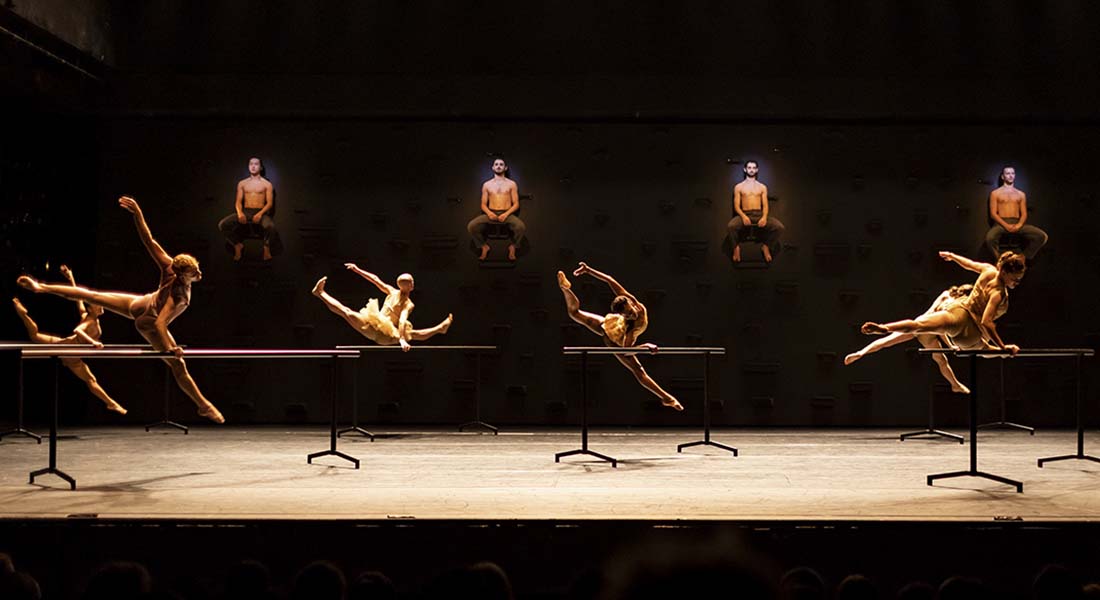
[336,345,499,436]
[676,349,737,456]
[1,355,41,443]
[978,360,1034,434]
[1038,352,1100,468]
[308,357,360,468]
[900,386,964,444]
[29,359,75,489]
[556,349,617,467]
[145,366,189,434]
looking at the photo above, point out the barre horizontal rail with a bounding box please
[21,348,361,359]
[563,346,726,355]
[0,343,157,350]
[919,348,1095,358]
[336,345,498,351]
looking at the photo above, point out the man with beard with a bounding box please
[467,157,526,261]
[219,157,277,261]
[728,160,784,262]
[985,165,1047,259]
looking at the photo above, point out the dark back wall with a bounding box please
[44,117,1094,427]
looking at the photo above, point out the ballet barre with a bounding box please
[18,347,361,489]
[336,345,500,437]
[1,343,154,444]
[919,348,1094,493]
[556,346,733,468]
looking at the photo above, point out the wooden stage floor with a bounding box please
[1,427,1098,521]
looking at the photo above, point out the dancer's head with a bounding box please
[87,303,105,318]
[491,157,509,177]
[998,165,1016,186]
[996,251,1026,288]
[396,273,414,292]
[611,295,641,321]
[248,157,265,177]
[171,254,202,282]
[743,160,759,180]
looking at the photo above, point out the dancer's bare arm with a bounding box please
[155,296,186,356]
[573,262,637,302]
[497,183,519,220]
[978,290,1016,354]
[938,251,991,274]
[73,326,103,349]
[758,184,769,226]
[733,186,749,225]
[344,263,394,295]
[119,197,172,270]
[480,183,497,220]
[398,306,412,351]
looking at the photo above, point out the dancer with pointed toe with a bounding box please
[557,262,684,411]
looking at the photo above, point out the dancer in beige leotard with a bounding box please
[557,261,684,411]
[312,263,452,352]
[17,197,224,423]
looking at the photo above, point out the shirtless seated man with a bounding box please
[985,165,1047,259]
[467,157,526,261]
[218,157,277,261]
[728,160,785,263]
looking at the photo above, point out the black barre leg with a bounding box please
[337,356,374,440]
[1038,354,1100,467]
[146,366,189,434]
[1,356,41,443]
[556,351,617,467]
[308,358,359,468]
[900,386,964,444]
[979,360,1034,434]
[29,359,75,489]
[459,351,498,434]
[677,352,737,455]
[927,355,1022,493]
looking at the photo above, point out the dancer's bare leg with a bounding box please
[410,314,453,341]
[861,310,960,337]
[12,298,64,343]
[844,332,916,365]
[732,245,741,263]
[62,359,127,414]
[478,245,490,261]
[18,277,138,319]
[557,271,605,336]
[761,244,772,263]
[232,243,244,261]
[508,245,517,261]
[311,276,366,331]
[262,244,272,261]
[614,354,683,411]
[917,334,970,394]
[139,328,224,423]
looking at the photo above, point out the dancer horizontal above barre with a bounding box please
[557,262,684,411]
[13,265,127,414]
[17,196,224,423]
[845,284,974,394]
[313,263,452,352]
[861,251,1025,357]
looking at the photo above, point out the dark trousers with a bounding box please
[985,218,1047,259]
[219,209,276,245]
[728,210,784,253]
[467,211,526,246]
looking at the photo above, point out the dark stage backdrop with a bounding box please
[49,118,1095,428]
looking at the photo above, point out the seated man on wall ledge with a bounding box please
[728,160,784,263]
[218,157,277,261]
[985,165,1047,259]
[467,157,526,261]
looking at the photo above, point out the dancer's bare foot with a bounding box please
[60,264,75,283]
[312,276,327,297]
[508,245,516,261]
[478,245,490,261]
[198,403,225,424]
[556,271,571,290]
[762,245,773,263]
[12,297,27,315]
[232,243,244,261]
[16,276,41,292]
[860,322,889,335]
[262,245,272,261]
[732,246,741,263]
[662,397,685,411]
[440,313,453,333]
[844,352,861,365]
[950,381,971,395]
[104,400,128,415]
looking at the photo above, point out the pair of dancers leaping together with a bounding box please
[847,250,1027,393]
[16,197,224,423]
[312,260,684,411]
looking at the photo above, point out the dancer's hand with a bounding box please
[344,262,359,272]
[757,217,767,227]
[639,342,659,354]
[572,261,592,277]
[251,213,263,224]
[237,212,247,224]
[400,339,411,352]
[1004,344,1020,356]
[92,341,104,350]
[938,251,955,262]
[118,196,142,216]
[741,216,751,226]
[168,346,184,357]
[59,264,72,280]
